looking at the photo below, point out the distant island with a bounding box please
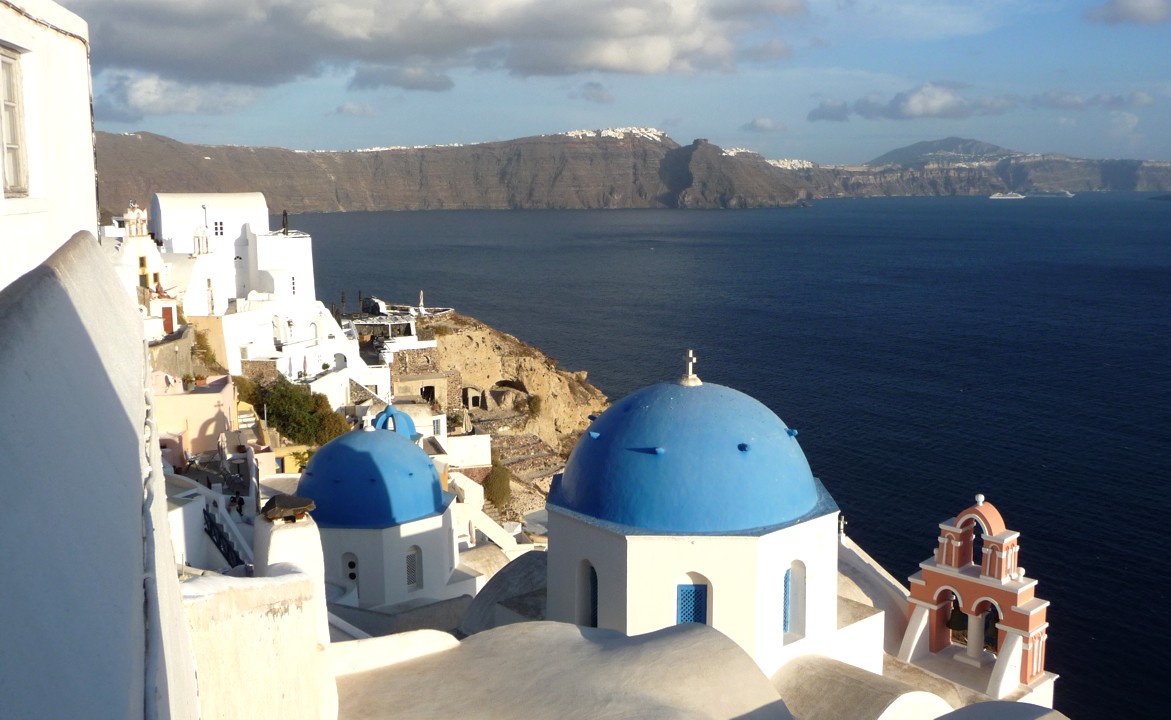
[96,131,1171,216]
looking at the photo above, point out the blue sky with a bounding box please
[63,0,1171,164]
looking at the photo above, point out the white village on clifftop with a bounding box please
[2,2,1063,718]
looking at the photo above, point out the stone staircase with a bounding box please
[491,433,564,496]
[238,409,257,429]
[481,499,504,524]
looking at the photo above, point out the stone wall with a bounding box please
[241,358,283,385]
[149,324,198,378]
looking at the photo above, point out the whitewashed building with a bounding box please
[149,191,385,408]
[0,0,96,290]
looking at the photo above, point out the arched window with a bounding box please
[406,545,422,589]
[578,560,599,627]
[676,572,711,625]
[784,560,807,643]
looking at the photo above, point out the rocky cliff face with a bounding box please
[774,156,1171,198]
[96,131,798,214]
[397,313,608,456]
[96,130,1171,213]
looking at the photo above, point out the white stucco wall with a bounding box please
[254,514,332,657]
[181,566,336,720]
[0,0,96,291]
[248,227,317,302]
[150,192,268,255]
[445,434,492,471]
[0,234,199,718]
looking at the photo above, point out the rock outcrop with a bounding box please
[96,130,799,215]
[418,313,607,453]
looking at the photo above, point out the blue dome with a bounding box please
[297,428,452,529]
[548,381,828,534]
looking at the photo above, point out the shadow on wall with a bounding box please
[0,234,176,716]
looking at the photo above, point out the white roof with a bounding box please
[152,192,268,215]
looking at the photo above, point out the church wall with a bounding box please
[319,511,457,609]
[753,512,840,676]
[546,510,629,630]
[319,527,389,609]
[625,534,760,647]
[0,0,96,291]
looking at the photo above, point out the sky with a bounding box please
[61,0,1171,165]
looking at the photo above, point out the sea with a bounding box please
[289,193,1171,718]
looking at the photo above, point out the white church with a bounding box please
[0,1,1061,718]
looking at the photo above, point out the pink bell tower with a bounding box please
[898,495,1056,705]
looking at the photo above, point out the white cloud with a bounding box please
[820,82,1154,123]
[741,117,783,132]
[1085,0,1171,24]
[94,72,261,121]
[853,83,1015,120]
[66,0,811,107]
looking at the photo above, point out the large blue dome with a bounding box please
[548,381,830,534]
[297,428,452,529]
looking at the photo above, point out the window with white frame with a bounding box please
[213,220,224,236]
[1,45,28,197]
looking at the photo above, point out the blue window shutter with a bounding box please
[677,584,707,624]
[783,568,792,633]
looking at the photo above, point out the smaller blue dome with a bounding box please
[297,428,452,529]
[549,381,831,534]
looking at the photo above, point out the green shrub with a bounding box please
[484,460,512,507]
[260,378,349,446]
[232,375,261,407]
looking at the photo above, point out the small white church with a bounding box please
[544,362,878,679]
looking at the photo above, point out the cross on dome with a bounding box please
[680,349,702,386]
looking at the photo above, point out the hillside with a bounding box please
[95,130,799,215]
[95,131,1171,213]
[866,137,1018,166]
